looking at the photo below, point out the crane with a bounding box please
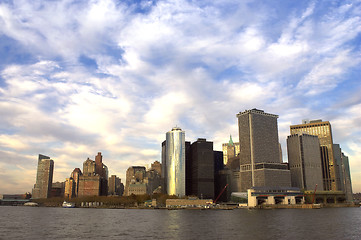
[213,184,229,204]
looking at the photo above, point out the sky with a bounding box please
[0,0,361,194]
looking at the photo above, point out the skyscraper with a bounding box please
[290,120,337,191]
[341,152,353,202]
[333,144,353,201]
[32,154,54,199]
[162,127,186,197]
[186,138,214,199]
[222,135,240,165]
[237,109,291,191]
[287,133,324,190]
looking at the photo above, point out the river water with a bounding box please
[0,206,360,240]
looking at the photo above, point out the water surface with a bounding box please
[0,206,360,239]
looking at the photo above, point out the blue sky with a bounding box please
[0,0,361,194]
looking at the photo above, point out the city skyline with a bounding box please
[0,1,361,194]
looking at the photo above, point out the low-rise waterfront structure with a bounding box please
[247,187,304,207]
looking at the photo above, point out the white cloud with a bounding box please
[1,0,361,193]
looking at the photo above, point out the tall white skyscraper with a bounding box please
[162,127,186,196]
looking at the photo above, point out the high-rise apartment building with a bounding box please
[32,154,54,199]
[237,109,291,191]
[287,134,324,190]
[222,135,240,165]
[162,127,186,197]
[290,120,337,191]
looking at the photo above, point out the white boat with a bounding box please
[24,202,38,207]
[62,201,75,208]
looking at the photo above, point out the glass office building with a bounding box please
[163,127,186,196]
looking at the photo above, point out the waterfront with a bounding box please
[0,206,360,239]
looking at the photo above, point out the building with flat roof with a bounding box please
[32,154,54,199]
[287,133,324,190]
[237,109,291,191]
[290,120,337,191]
[186,138,215,199]
[333,144,353,202]
[162,127,186,197]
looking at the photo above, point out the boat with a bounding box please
[24,202,38,207]
[62,201,75,208]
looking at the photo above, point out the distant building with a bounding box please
[222,135,240,165]
[124,163,162,196]
[32,154,54,199]
[71,168,82,197]
[64,178,75,198]
[287,133,324,190]
[51,182,65,197]
[162,127,186,197]
[150,161,162,177]
[290,120,338,191]
[333,144,353,201]
[341,152,353,202]
[124,166,146,196]
[237,109,291,192]
[108,175,124,196]
[186,138,215,199]
[78,152,108,197]
[146,168,162,195]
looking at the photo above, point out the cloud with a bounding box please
[1,0,361,194]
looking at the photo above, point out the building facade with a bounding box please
[222,135,240,165]
[78,152,108,197]
[108,175,124,196]
[64,178,75,198]
[287,133,324,190]
[32,154,54,199]
[237,109,291,192]
[341,152,353,202]
[162,127,186,196]
[333,144,353,201]
[186,138,215,199]
[124,166,146,196]
[70,168,82,197]
[290,120,337,191]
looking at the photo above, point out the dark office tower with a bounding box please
[287,134,324,190]
[186,138,214,199]
[32,154,54,199]
[237,109,291,191]
[290,120,337,191]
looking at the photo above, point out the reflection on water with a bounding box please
[0,207,360,239]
